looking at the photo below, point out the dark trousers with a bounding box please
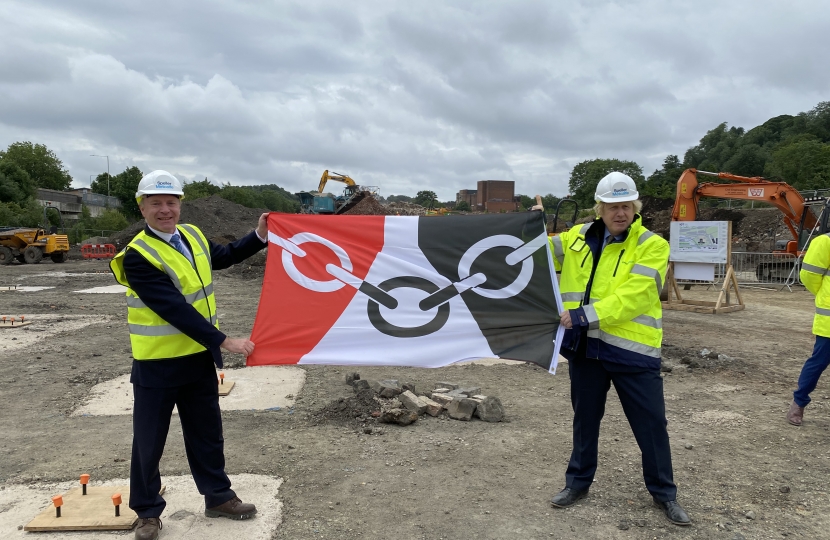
[130,376,235,517]
[794,335,830,407]
[565,356,677,502]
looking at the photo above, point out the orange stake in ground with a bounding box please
[80,474,90,495]
[52,495,63,518]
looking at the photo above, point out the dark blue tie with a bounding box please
[170,233,193,265]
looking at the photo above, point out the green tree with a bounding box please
[183,178,221,200]
[111,166,144,218]
[455,200,471,211]
[90,173,113,196]
[0,199,45,227]
[0,160,36,204]
[765,138,830,190]
[642,155,685,199]
[387,194,414,203]
[683,123,745,171]
[722,144,768,177]
[0,141,73,191]
[568,159,644,208]
[94,208,129,232]
[219,184,263,208]
[414,190,437,207]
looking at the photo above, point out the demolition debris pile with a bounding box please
[313,373,505,428]
[385,201,427,216]
[342,196,392,216]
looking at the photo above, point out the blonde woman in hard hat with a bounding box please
[110,171,269,540]
[539,172,690,526]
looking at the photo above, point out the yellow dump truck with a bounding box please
[0,227,69,264]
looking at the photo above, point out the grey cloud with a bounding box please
[0,0,827,202]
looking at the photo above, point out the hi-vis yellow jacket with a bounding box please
[549,216,669,368]
[799,233,830,338]
[110,224,218,360]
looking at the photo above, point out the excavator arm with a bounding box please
[671,168,815,249]
[318,170,357,193]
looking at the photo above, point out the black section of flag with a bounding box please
[418,212,560,369]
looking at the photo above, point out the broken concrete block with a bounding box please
[352,379,370,392]
[457,387,481,397]
[431,393,454,406]
[345,372,361,386]
[421,396,443,417]
[474,396,505,422]
[379,408,418,426]
[402,381,417,393]
[369,380,382,393]
[435,381,459,390]
[379,380,402,398]
[472,395,488,400]
[433,388,450,394]
[399,390,427,415]
[447,398,477,421]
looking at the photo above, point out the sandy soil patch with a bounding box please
[0,315,112,353]
[72,366,306,416]
[0,474,282,539]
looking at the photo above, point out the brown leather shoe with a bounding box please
[134,517,161,540]
[787,401,804,426]
[205,497,257,520]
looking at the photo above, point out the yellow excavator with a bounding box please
[318,170,358,195]
[297,170,376,214]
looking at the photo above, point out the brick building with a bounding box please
[456,189,477,208]
[476,180,519,212]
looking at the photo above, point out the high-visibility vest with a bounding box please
[800,233,830,338]
[548,216,668,368]
[110,224,218,360]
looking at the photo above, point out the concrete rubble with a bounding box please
[345,372,504,426]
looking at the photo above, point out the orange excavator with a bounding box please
[671,168,830,280]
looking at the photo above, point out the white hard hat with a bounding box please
[595,172,639,203]
[135,170,184,201]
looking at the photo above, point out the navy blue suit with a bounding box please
[123,226,266,518]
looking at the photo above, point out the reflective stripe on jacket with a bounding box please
[110,224,218,360]
[549,216,668,368]
[800,233,830,338]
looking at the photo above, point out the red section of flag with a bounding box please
[247,214,386,365]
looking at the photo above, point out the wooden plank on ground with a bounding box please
[0,320,32,328]
[25,485,166,531]
[218,380,235,396]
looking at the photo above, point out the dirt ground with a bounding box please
[1,257,829,540]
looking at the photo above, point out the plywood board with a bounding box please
[0,320,32,328]
[25,485,165,531]
[218,380,235,396]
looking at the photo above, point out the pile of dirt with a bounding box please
[643,204,788,251]
[342,196,391,215]
[385,201,427,216]
[108,195,267,247]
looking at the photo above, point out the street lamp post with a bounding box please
[90,154,110,197]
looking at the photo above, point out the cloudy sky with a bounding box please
[1,0,827,201]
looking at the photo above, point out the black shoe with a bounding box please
[550,487,588,508]
[654,499,691,526]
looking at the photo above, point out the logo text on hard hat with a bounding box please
[612,188,629,196]
[155,181,174,189]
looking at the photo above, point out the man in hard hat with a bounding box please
[787,233,830,426]
[537,172,690,526]
[110,170,268,540]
